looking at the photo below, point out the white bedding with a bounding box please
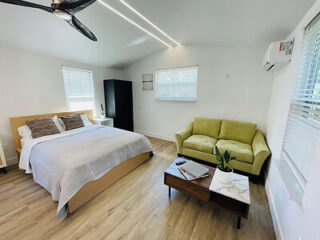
[19,125,152,218]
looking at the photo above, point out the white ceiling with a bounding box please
[0,0,316,68]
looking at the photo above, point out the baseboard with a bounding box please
[265,179,284,240]
[135,129,175,142]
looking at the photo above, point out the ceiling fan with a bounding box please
[0,0,97,41]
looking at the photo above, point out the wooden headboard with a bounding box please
[9,110,93,153]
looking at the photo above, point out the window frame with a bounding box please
[155,66,198,102]
[62,67,96,113]
[279,13,320,200]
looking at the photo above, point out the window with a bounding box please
[155,66,198,101]
[281,13,320,192]
[62,67,95,112]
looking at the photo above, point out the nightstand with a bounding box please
[93,118,114,127]
[0,139,7,174]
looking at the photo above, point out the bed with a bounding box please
[9,110,152,218]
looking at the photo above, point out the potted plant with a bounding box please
[100,104,105,119]
[215,146,236,183]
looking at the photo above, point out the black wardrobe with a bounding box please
[103,79,133,131]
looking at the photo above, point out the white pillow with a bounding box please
[20,137,31,148]
[52,115,65,132]
[58,117,66,131]
[81,114,93,126]
[18,125,32,139]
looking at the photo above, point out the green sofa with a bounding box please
[175,118,270,176]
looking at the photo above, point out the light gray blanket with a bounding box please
[23,125,152,218]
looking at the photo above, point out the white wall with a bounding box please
[0,46,123,165]
[266,1,320,239]
[123,45,274,141]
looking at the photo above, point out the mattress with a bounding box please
[19,125,152,218]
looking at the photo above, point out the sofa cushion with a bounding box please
[192,118,222,138]
[215,139,253,163]
[183,135,217,154]
[219,120,257,144]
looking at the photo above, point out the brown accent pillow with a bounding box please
[60,113,84,130]
[26,118,60,139]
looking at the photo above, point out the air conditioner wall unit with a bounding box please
[263,40,294,71]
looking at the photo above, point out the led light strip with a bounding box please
[119,0,180,46]
[97,0,171,47]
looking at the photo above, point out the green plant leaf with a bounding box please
[215,146,223,169]
[224,151,229,163]
[215,146,221,160]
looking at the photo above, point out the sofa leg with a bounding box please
[177,153,183,157]
[250,175,259,184]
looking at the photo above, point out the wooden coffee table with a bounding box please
[164,158,250,229]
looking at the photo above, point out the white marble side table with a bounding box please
[209,171,250,229]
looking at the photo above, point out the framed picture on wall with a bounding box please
[142,74,153,91]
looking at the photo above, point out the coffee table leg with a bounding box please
[237,216,241,229]
[168,186,171,198]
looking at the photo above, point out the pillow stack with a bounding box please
[18,113,93,140]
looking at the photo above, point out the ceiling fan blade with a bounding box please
[55,0,96,14]
[66,15,97,41]
[0,0,53,12]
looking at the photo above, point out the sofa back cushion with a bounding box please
[219,120,257,144]
[192,118,222,138]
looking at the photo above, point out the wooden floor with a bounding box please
[0,137,275,240]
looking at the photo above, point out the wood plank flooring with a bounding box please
[0,137,275,240]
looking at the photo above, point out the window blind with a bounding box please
[62,67,95,112]
[155,66,198,101]
[282,13,320,183]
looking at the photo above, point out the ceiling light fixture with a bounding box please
[119,0,180,46]
[97,0,171,47]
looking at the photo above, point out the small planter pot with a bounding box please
[216,167,233,184]
[100,114,106,119]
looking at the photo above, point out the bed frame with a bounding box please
[9,110,151,214]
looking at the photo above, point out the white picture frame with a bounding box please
[142,74,153,91]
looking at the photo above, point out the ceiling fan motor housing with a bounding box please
[51,0,67,10]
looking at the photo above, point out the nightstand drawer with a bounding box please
[93,118,113,127]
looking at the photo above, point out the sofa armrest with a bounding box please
[251,130,271,175]
[175,122,193,154]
